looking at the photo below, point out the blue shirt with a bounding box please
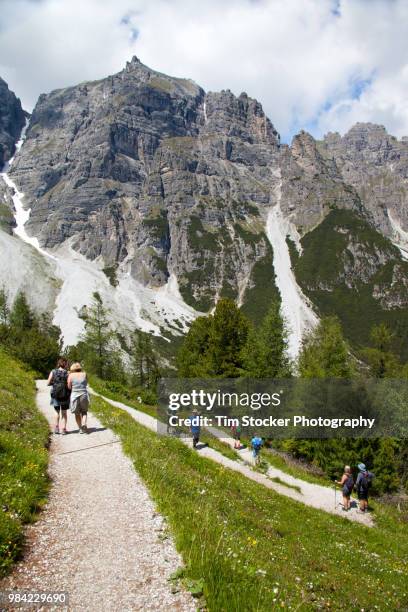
[189,415,201,434]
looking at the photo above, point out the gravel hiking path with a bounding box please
[0,381,195,611]
[91,390,373,527]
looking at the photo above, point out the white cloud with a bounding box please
[0,0,408,141]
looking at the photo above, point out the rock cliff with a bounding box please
[2,60,408,354]
[0,78,26,166]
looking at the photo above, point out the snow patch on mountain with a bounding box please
[266,172,318,359]
[1,123,198,346]
[388,209,408,260]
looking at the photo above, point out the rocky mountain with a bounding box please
[10,57,283,317]
[2,59,408,357]
[319,123,408,246]
[0,78,26,166]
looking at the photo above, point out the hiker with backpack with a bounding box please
[189,408,201,449]
[251,435,263,465]
[47,358,71,435]
[335,465,354,511]
[356,463,374,513]
[67,362,90,434]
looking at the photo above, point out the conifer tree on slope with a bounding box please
[207,298,249,377]
[81,292,117,379]
[177,299,249,377]
[176,315,212,377]
[242,300,291,378]
[130,329,161,388]
[298,316,354,378]
[283,317,355,476]
[361,323,400,378]
[0,290,60,373]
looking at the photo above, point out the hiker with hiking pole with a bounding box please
[335,465,354,511]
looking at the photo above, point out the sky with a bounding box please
[1,0,408,143]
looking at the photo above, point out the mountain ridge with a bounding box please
[1,60,408,356]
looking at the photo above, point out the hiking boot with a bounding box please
[54,427,59,434]
[82,425,88,434]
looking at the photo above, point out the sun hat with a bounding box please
[358,463,366,472]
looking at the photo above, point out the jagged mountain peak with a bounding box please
[3,60,408,356]
[0,78,26,166]
[202,89,280,145]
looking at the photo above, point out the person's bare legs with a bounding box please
[61,409,68,433]
[54,409,60,432]
[81,412,88,431]
[75,412,82,431]
[342,495,349,510]
[359,499,368,512]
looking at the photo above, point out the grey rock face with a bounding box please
[11,58,282,314]
[319,123,408,239]
[0,78,26,166]
[0,180,15,234]
[280,131,361,234]
[7,57,408,323]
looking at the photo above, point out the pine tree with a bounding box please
[0,288,9,325]
[242,300,291,378]
[284,317,355,478]
[177,300,250,378]
[372,438,400,493]
[176,316,213,377]
[0,287,9,342]
[207,298,250,377]
[361,323,400,378]
[130,330,160,388]
[2,291,61,374]
[298,316,354,378]
[9,292,34,331]
[81,292,117,379]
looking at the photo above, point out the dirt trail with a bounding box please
[92,391,373,527]
[0,381,195,611]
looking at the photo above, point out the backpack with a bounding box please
[359,471,374,493]
[52,369,69,402]
[252,437,263,450]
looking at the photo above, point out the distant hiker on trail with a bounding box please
[189,408,201,449]
[67,362,90,434]
[47,358,70,435]
[336,465,354,511]
[251,435,263,465]
[231,423,242,449]
[356,463,374,513]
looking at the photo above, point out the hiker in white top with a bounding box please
[67,362,90,434]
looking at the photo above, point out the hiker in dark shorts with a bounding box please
[47,358,70,435]
[336,465,354,511]
[189,408,201,448]
[356,463,374,513]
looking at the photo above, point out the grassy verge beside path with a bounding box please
[90,376,238,461]
[91,395,408,611]
[0,349,49,577]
